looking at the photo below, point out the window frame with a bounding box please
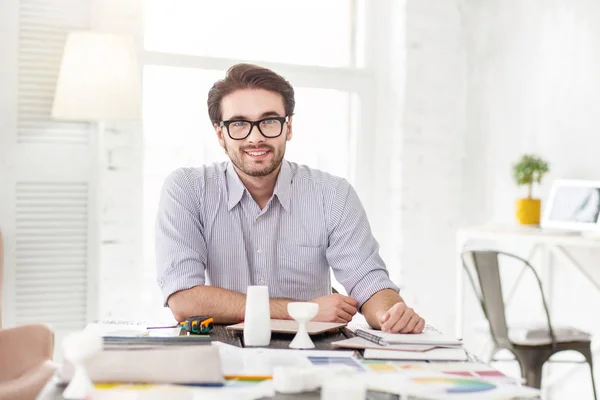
[134,0,403,301]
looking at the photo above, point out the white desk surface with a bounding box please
[457,223,600,248]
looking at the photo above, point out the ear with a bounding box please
[285,116,293,141]
[215,123,226,148]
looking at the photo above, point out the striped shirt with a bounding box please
[155,160,399,307]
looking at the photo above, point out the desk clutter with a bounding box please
[54,315,542,400]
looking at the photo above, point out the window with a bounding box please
[139,0,399,313]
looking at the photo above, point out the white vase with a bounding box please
[244,285,271,347]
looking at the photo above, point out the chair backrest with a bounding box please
[0,229,3,329]
[461,249,556,349]
[462,250,511,348]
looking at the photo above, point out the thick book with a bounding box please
[59,345,223,385]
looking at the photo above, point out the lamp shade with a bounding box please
[52,31,141,121]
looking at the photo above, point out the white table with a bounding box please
[455,224,600,339]
[455,224,600,393]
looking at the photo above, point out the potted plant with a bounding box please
[512,154,550,225]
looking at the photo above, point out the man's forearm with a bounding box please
[167,286,293,324]
[360,289,404,329]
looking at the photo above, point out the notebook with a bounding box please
[226,319,346,335]
[357,328,462,346]
[331,336,439,352]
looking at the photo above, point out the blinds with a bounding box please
[18,0,90,144]
[14,182,88,329]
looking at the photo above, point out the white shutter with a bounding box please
[18,0,91,144]
[0,0,96,335]
[14,182,89,329]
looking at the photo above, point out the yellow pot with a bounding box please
[516,198,541,225]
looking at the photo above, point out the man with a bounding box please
[156,63,424,333]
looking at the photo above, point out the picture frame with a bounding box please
[541,179,600,232]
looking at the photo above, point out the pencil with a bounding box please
[225,375,272,381]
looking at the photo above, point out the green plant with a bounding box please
[512,154,550,198]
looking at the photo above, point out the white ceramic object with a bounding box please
[62,330,103,399]
[244,285,271,347]
[287,302,319,349]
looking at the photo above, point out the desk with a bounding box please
[37,325,399,400]
[455,224,600,340]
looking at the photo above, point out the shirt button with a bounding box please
[259,279,265,284]
[256,248,262,254]
[256,216,261,221]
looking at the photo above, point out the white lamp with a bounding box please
[52,30,141,121]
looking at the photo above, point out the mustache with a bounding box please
[240,145,275,152]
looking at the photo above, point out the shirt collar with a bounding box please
[274,160,292,212]
[226,162,245,211]
[225,160,292,212]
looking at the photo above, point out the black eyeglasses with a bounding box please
[220,116,289,140]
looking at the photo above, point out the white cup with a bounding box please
[244,285,271,347]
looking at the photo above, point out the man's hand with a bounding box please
[377,302,425,333]
[309,294,358,323]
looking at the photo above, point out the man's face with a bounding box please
[215,89,292,178]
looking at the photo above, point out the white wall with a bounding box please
[401,0,600,397]
[462,0,600,397]
[399,0,467,333]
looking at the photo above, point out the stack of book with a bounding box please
[331,326,468,361]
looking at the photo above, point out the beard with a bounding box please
[225,142,285,177]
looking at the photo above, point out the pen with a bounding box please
[354,329,389,346]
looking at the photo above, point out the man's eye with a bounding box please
[232,121,247,128]
[262,119,278,125]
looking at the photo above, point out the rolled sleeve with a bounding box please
[155,169,207,306]
[326,180,400,307]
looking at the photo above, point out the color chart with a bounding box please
[410,376,496,394]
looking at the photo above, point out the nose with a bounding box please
[247,123,265,144]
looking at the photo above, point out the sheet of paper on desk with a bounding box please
[212,342,362,378]
[366,371,540,399]
[361,361,517,385]
[91,380,275,400]
[364,347,469,361]
[84,321,181,338]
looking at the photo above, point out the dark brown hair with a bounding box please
[207,63,295,125]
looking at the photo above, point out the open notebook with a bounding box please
[356,327,462,346]
[226,319,346,335]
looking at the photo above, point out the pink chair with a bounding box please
[0,231,58,400]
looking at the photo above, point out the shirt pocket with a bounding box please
[276,243,328,300]
[277,242,323,265]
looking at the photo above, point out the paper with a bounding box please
[363,347,469,361]
[91,380,275,400]
[361,361,517,385]
[85,321,181,338]
[212,342,362,378]
[226,319,346,335]
[366,371,540,400]
[360,328,462,346]
[331,337,438,352]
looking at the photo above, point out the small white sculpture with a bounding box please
[62,330,103,399]
[287,302,319,349]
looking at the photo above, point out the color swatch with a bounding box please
[308,356,365,371]
[411,376,496,394]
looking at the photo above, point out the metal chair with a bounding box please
[461,249,597,397]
